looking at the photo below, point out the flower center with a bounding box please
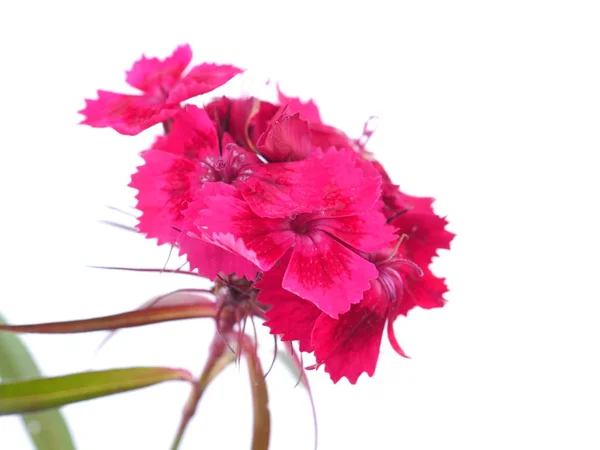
[290,213,312,234]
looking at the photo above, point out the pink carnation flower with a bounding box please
[79,45,242,135]
[185,148,397,318]
[83,43,454,389]
[258,213,451,383]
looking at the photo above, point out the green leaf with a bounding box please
[0,366,192,416]
[170,339,237,450]
[0,301,216,335]
[0,312,76,450]
[97,289,215,351]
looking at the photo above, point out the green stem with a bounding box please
[170,381,202,450]
[170,338,236,450]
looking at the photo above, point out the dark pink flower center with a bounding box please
[290,212,314,234]
[146,83,173,103]
[200,144,250,184]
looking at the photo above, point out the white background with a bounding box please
[1,1,599,449]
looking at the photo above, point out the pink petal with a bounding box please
[277,85,322,123]
[189,183,295,270]
[78,90,180,135]
[311,282,389,384]
[309,122,353,150]
[237,149,381,219]
[395,267,449,317]
[126,44,192,93]
[236,159,324,218]
[227,98,262,150]
[257,258,322,352]
[162,105,220,161]
[371,161,455,262]
[167,63,243,104]
[249,100,280,146]
[206,97,279,151]
[276,86,353,150]
[181,183,262,283]
[311,209,397,252]
[283,232,378,318]
[379,180,408,220]
[221,131,237,148]
[206,97,261,149]
[312,149,383,217]
[256,112,311,162]
[385,265,448,354]
[178,232,260,281]
[130,148,203,245]
[224,97,261,150]
[390,193,455,265]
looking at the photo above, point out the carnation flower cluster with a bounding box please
[79,44,454,384]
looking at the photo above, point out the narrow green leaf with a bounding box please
[0,312,76,450]
[97,289,215,351]
[0,367,192,416]
[0,302,216,335]
[170,338,237,450]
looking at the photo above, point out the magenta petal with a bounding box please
[190,183,295,270]
[162,105,220,160]
[178,232,260,281]
[256,112,311,162]
[315,149,383,217]
[205,96,272,150]
[237,159,324,218]
[130,148,203,245]
[406,267,448,309]
[309,122,353,150]
[167,63,243,104]
[238,149,382,219]
[282,232,378,318]
[390,193,455,266]
[394,267,448,317]
[126,44,192,92]
[311,209,397,252]
[257,259,322,352]
[312,283,389,384]
[79,90,180,135]
[277,85,322,123]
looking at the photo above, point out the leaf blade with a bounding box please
[0,367,192,416]
[0,302,216,335]
[170,338,237,450]
[0,312,76,450]
[20,410,77,450]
